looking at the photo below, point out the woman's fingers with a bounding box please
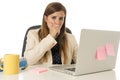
[49,23,61,38]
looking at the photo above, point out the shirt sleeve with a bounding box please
[24,31,57,65]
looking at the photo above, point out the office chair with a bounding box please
[22,25,72,57]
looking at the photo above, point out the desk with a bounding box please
[0,65,119,80]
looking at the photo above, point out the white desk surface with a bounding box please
[0,65,120,80]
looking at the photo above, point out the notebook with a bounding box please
[49,29,120,76]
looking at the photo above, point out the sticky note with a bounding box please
[29,68,48,74]
[95,46,106,60]
[105,43,115,56]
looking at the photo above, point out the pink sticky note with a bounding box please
[29,68,48,74]
[105,43,115,56]
[95,46,106,60]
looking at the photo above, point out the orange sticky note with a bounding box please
[95,46,106,60]
[105,43,115,56]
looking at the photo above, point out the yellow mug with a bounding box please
[0,54,19,75]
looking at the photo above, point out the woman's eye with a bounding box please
[52,16,56,19]
[59,17,64,21]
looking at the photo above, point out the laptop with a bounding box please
[49,29,120,76]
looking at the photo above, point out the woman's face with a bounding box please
[44,11,65,30]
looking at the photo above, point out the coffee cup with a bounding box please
[1,54,19,75]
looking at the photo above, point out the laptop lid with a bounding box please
[75,29,120,75]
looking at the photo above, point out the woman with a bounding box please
[24,2,78,66]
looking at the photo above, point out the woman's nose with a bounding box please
[55,19,61,25]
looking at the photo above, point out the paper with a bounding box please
[29,68,48,74]
[105,43,115,56]
[95,46,106,60]
[95,43,115,60]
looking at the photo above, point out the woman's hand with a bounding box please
[49,24,61,38]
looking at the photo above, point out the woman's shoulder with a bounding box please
[27,28,40,36]
[66,32,78,47]
[27,28,41,39]
[66,32,76,40]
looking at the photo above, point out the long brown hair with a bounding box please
[38,2,68,64]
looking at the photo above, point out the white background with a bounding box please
[0,0,120,67]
